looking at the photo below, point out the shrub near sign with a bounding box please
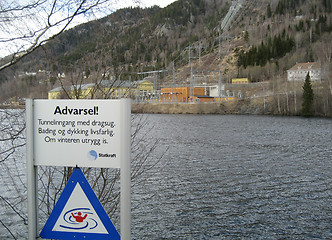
[33,100,123,168]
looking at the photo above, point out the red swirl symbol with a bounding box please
[59,208,98,230]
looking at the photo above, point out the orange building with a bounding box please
[160,87,206,102]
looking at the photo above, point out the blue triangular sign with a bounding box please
[40,167,120,240]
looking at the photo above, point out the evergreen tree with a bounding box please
[267,3,272,18]
[244,30,249,42]
[237,33,294,68]
[301,72,314,117]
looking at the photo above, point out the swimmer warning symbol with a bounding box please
[40,168,120,240]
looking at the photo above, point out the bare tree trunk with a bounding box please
[277,94,281,114]
[294,90,297,114]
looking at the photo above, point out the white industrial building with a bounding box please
[287,62,322,81]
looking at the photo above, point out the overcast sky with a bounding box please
[119,0,177,9]
[140,0,177,8]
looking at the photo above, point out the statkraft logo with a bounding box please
[87,150,116,161]
[87,150,98,161]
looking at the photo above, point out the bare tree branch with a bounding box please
[0,195,27,225]
[0,0,121,71]
[0,219,17,239]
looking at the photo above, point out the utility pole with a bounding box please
[137,69,169,101]
[218,29,223,98]
[190,48,194,100]
[199,41,202,65]
[185,45,195,100]
[172,61,176,103]
[137,69,169,90]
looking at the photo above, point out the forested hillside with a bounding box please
[0,0,331,107]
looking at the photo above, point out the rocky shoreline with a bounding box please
[1,98,330,117]
[132,100,273,115]
[132,97,332,117]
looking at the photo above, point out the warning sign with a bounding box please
[40,168,120,240]
[33,99,124,168]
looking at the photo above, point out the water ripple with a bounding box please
[132,115,332,239]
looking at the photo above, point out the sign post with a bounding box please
[26,99,38,240]
[26,99,131,239]
[120,99,131,240]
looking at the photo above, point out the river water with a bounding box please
[131,114,332,239]
[1,113,332,239]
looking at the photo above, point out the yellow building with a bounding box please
[137,80,154,91]
[48,84,93,99]
[189,96,215,103]
[48,80,154,99]
[215,97,236,102]
[232,78,250,84]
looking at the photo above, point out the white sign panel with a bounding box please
[34,99,126,168]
